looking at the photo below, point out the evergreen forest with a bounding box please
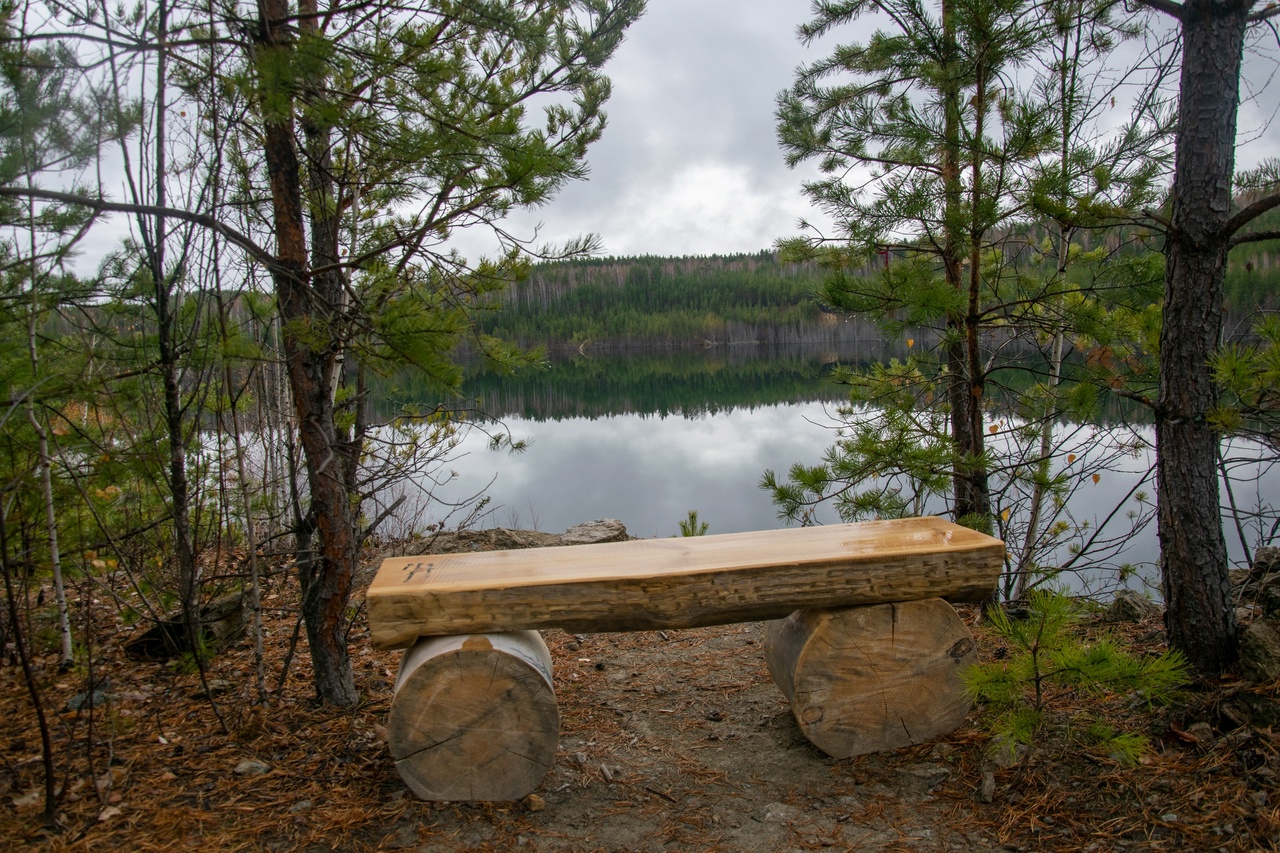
[473,238,1278,354]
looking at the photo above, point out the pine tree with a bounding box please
[771,0,1171,590]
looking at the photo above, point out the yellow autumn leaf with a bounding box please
[1092,473,1101,484]
[1000,508,1010,522]
[907,338,915,348]
[989,424,999,434]
[1067,453,1077,464]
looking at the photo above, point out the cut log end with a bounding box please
[388,631,559,801]
[765,598,978,759]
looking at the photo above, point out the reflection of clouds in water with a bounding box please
[422,407,1280,584]
[436,403,840,538]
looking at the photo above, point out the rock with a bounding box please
[66,684,112,711]
[560,519,628,545]
[1103,590,1161,623]
[522,793,545,812]
[761,802,802,823]
[1185,722,1215,744]
[1239,617,1280,682]
[1258,576,1280,618]
[983,734,1028,770]
[289,800,313,813]
[897,763,952,794]
[191,679,235,699]
[1219,692,1280,729]
[124,592,247,661]
[234,759,271,776]
[1252,546,1280,581]
[977,771,996,803]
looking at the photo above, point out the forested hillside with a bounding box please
[479,251,865,350]
[479,243,1276,353]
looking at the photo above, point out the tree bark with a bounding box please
[1157,0,1250,676]
[257,0,358,706]
[940,0,987,526]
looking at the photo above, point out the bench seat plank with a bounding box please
[366,517,1002,649]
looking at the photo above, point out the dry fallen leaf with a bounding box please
[12,789,41,809]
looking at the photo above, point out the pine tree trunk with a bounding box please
[257,0,358,706]
[1158,0,1248,677]
[941,0,985,525]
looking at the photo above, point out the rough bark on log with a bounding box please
[765,598,978,759]
[368,518,1003,649]
[388,631,559,801]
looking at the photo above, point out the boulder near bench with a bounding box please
[366,516,1004,801]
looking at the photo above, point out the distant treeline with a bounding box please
[477,245,1277,353]
[479,251,869,351]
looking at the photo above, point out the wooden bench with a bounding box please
[366,516,1003,801]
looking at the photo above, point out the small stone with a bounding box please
[1161,813,1178,823]
[762,802,801,823]
[599,764,615,783]
[523,793,545,812]
[1185,722,1215,744]
[897,763,951,793]
[234,759,271,776]
[192,679,235,699]
[289,800,313,813]
[977,771,996,803]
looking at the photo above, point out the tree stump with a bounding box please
[388,631,559,801]
[765,597,978,759]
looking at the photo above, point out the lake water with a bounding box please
[383,343,1280,595]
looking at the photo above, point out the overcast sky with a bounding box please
[478,1,827,259]
[476,1,1280,261]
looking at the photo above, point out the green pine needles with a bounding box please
[677,510,709,537]
[963,590,1190,765]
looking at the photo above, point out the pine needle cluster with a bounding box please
[963,589,1189,765]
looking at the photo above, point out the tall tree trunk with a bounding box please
[938,0,990,528]
[941,0,982,525]
[963,59,992,532]
[1158,0,1248,677]
[257,0,358,706]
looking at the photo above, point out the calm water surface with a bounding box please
[388,344,1279,593]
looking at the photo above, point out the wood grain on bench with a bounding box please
[367,517,1003,649]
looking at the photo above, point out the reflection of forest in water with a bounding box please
[379,332,1149,427]
[461,336,902,421]
[375,325,907,422]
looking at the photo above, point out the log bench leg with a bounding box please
[388,630,559,801]
[764,597,978,759]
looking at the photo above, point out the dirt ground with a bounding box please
[3,532,1280,851]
